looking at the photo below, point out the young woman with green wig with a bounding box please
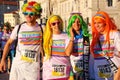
[66,13,91,80]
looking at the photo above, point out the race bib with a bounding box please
[97,64,113,78]
[73,60,83,73]
[21,50,37,62]
[52,64,66,77]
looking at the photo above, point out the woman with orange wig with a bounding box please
[42,15,73,80]
[90,11,120,80]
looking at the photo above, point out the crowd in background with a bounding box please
[0,25,14,74]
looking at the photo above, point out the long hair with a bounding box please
[43,15,63,60]
[90,11,117,55]
[66,14,89,37]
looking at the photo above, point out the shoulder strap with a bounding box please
[39,24,43,34]
[38,24,44,57]
[83,36,90,80]
[98,39,118,73]
[38,24,44,75]
[14,22,26,57]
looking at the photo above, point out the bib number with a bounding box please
[52,64,66,77]
[73,60,83,72]
[97,64,112,78]
[21,50,37,62]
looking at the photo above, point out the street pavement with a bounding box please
[0,72,9,80]
[0,68,42,80]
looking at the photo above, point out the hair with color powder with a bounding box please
[66,14,90,37]
[43,15,63,60]
[21,1,42,15]
[90,11,117,55]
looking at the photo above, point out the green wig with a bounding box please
[66,14,89,37]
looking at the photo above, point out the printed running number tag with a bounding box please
[52,64,66,77]
[21,50,37,62]
[97,64,113,78]
[74,60,83,72]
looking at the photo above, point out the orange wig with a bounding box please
[90,11,117,55]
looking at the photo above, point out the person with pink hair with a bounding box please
[90,11,120,80]
[0,1,43,80]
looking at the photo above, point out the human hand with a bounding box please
[0,59,7,73]
[69,27,74,38]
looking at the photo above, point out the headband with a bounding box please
[94,14,106,20]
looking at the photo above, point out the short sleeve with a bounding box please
[114,31,120,51]
[65,38,70,49]
[10,25,19,40]
[65,36,75,49]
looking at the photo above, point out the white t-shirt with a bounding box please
[43,33,71,80]
[9,23,43,80]
[70,37,84,73]
[91,31,120,80]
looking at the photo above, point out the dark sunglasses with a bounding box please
[23,12,36,16]
[51,22,60,26]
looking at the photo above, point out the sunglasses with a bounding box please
[51,22,60,26]
[23,12,36,16]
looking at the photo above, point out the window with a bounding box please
[24,0,27,4]
[107,0,113,7]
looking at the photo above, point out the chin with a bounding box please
[26,20,33,23]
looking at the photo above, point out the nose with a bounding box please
[55,23,59,26]
[95,23,99,28]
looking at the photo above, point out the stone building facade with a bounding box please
[0,0,18,27]
[4,11,19,27]
[19,0,120,30]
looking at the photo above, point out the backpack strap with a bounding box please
[38,24,44,54]
[38,24,43,46]
[14,22,26,57]
[83,36,90,80]
[38,24,44,79]
[39,24,43,34]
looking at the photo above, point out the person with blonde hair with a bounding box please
[90,11,120,80]
[0,1,43,80]
[43,15,73,80]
